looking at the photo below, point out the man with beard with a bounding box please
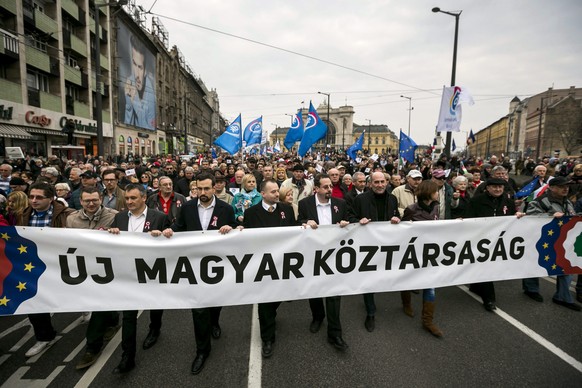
[162,173,237,374]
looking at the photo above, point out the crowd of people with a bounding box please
[0,149,581,376]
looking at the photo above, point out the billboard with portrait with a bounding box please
[117,21,157,131]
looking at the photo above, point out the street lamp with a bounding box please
[94,0,127,157]
[366,119,371,153]
[317,91,330,149]
[432,6,462,158]
[400,95,413,136]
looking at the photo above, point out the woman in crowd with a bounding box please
[140,172,152,190]
[186,180,198,202]
[5,191,29,226]
[232,173,262,224]
[450,175,471,219]
[402,180,443,338]
[226,164,236,183]
[275,167,287,187]
[279,186,298,221]
[54,182,72,203]
[148,177,160,196]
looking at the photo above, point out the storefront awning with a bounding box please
[25,127,66,136]
[0,124,33,139]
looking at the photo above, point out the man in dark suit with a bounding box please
[344,171,367,210]
[243,179,297,358]
[108,183,170,374]
[161,173,237,375]
[348,171,401,332]
[298,174,349,351]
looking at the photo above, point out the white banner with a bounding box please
[436,85,475,132]
[1,216,581,315]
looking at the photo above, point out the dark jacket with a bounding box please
[175,177,193,197]
[146,191,186,223]
[111,207,170,232]
[298,195,348,225]
[348,190,400,223]
[243,202,297,229]
[171,196,236,232]
[465,192,516,218]
[402,201,439,221]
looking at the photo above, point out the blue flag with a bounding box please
[298,102,327,157]
[467,129,476,145]
[284,110,304,150]
[347,131,365,160]
[515,178,539,199]
[244,116,263,146]
[214,114,242,155]
[399,130,417,163]
[452,138,457,151]
[211,147,217,159]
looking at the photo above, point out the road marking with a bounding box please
[9,328,33,352]
[0,366,65,388]
[0,354,10,367]
[26,336,62,364]
[0,318,30,340]
[458,285,582,373]
[75,310,143,388]
[64,339,86,363]
[247,304,262,388]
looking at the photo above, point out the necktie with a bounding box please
[268,206,274,212]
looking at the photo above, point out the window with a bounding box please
[66,84,79,101]
[26,35,47,52]
[375,137,379,145]
[27,71,49,92]
[32,1,45,13]
[382,137,386,145]
[67,56,78,68]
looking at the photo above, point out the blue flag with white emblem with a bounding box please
[298,102,327,157]
[284,110,304,150]
[214,114,242,155]
[399,130,417,163]
[244,116,263,147]
[347,131,365,160]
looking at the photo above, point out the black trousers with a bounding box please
[309,297,342,337]
[192,308,211,355]
[29,313,56,341]
[148,310,163,331]
[121,310,139,357]
[86,311,119,353]
[210,306,222,326]
[258,302,282,342]
[470,282,496,304]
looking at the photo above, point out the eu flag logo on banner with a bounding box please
[399,130,417,163]
[284,110,304,150]
[244,116,263,147]
[347,131,365,160]
[298,102,327,157]
[214,114,242,155]
[536,216,582,276]
[0,226,46,315]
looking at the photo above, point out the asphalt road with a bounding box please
[1,277,581,387]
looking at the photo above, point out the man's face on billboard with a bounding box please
[131,47,146,94]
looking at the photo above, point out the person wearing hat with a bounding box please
[524,176,580,310]
[8,177,29,192]
[280,164,313,205]
[392,169,423,217]
[465,178,525,312]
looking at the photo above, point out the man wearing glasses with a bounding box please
[101,169,126,211]
[18,182,74,357]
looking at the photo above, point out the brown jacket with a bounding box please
[20,200,74,227]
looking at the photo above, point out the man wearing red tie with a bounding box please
[108,184,170,374]
[161,173,237,375]
[298,173,350,351]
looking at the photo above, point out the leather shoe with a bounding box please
[328,336,348,351]
[142,329,160,350]
[364,315,375,332]
[211,325,221,339]
[524,291,544,302]
[191,353,208,375]
[552,298,582,311]
[113,354,135,374]
[309,319,323,333]
[262,341,274,358]
[484,302,497,312]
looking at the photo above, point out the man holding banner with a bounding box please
[161,172,237,374]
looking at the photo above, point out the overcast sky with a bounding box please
[139,0,582,147]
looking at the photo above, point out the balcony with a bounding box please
[34,9,58,36]
[61,0,79,20]
[25,46,50,73]
[0,30,19,58]
[0,78,22,103]
[64,64,82,86]
[74,100,90,118]
[39,91,62,111]
[70,34,87,57]
[100,53,109,71]
[0,0,17,15]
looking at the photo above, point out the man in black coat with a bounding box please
[344,171,367,210]
[347,171,401,332]
[243,179,297,358]
[298,174,349,351]
[161,173,237,374]
[108,184,170,374]
[465,178,525,311]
